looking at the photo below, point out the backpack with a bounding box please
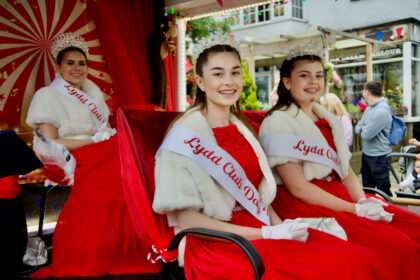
[381,105,406,146]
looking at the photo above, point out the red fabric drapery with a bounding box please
[117,107,177,266]
[87,0,154,107]
[164,55,177,111]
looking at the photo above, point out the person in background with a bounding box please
[146,16,178,109]
[355,81,393,196]
[0,112,43,280]
[324,62,344,96]
[320,93,353,147]
[259,48,420,280]
[409,138,420,160]
[398,159,420,194]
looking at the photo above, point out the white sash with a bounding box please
[50,76,106,127]
[157,126,271,226]
[260,133,343,178]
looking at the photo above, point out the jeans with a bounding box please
[361,153,392,196]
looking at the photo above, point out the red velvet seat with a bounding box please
[117,107,265,279]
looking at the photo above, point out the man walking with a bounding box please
[355,81,393,196]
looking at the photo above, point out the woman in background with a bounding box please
[320,93,353,147]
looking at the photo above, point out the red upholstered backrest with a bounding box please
[117,108,181,259]
[120,109,180,202]
[116,107,267,260]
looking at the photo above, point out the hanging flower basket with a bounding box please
[385,87,407,116]
[391,105,408,116]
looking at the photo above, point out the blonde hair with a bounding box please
[319,93,351,119]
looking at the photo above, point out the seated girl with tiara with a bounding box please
[26,33,152,277]
[152,32,392,280]
[259,41,420,280]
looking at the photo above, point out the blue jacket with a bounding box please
[355,97,392,156]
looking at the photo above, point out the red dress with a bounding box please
[31,136,159,278]
[184,124,392,280]
[272,119,420,280]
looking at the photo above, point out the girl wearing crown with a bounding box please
[152,34,392,279]
[259,46,420,279]
[26,33,151,277]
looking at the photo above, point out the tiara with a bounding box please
[50,32,89,60]
[285,40,323,61]
[192,30,239,60]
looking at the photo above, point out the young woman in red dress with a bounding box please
[152,37,392,279]
[26,33,155,277]
[259,49,420,280]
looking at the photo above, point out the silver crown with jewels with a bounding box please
[285,40,323,61]
[192,30,239,60]
[50,32,89,60]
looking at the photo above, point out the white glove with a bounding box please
[355,197,393,223]
[262,220,309,242]
[293,217,347,241]
[91,123,117,143]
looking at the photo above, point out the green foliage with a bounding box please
[384,87,407,115]
[187,17,235,44]
[241,61,260,110]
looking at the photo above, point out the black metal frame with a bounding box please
[386,153,418,184]
[160,228,264,280]
[386,152,420,199]
[362,187,394,203]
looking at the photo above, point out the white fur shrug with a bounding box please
[153,108,277,222]
[259,103,351,184]
[26,78,109,139]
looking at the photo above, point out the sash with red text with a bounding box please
[157,126,271,226]
[50,75,106,127]
[260,133,343,178]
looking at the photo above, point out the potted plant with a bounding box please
[384,87,408,116]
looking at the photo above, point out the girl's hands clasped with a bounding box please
[355,197,393,223]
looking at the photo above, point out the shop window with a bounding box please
[243,7,257,25]
[233,2,285,27]
[273,1,285,17]
[257,4,271,22]
[413,61,420,116]
[231,10,240,25]
[413,44,420,58]
[292,0,303,19]
[255,70,272,109]
[337,61,403,104]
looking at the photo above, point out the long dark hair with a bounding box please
[191,45,242,113]
[267,55,323,116]
[189,44,254,133]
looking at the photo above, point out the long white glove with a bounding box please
[262,220,309,242]
[91,123,117,143]
[355,197,393,223]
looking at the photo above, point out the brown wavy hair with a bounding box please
[188,44,255,134]
[267,55,323,116]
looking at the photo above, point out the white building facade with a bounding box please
[227,0,420,135]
